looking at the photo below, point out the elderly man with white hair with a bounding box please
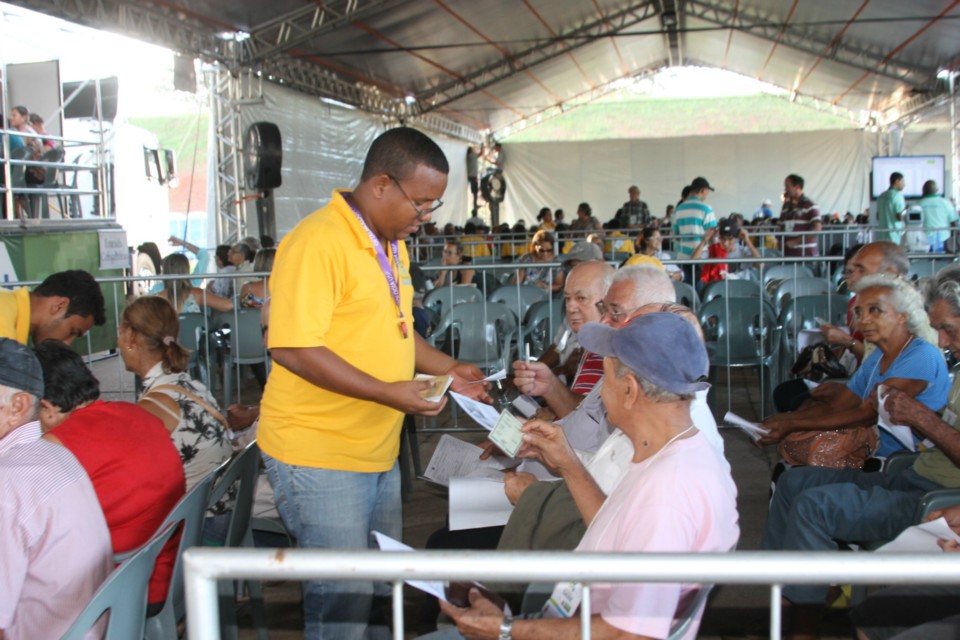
[0,338,111,639]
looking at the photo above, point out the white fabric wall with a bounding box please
[503,129,882,225]
[211,81,469,240]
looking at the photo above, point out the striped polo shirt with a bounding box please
[672,196,717,257]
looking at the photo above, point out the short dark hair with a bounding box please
[12,105,29,117]
[786,174,805,189]
[890,172,904,186]
[260,235,276,249]
[360,127,449,182]
[34,270,106,326]
[923,180,939,197]
[33,340,100,411]
[215,244,231,266]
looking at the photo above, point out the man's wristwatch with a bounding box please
[499,616,513,640]
[848,339,857,350]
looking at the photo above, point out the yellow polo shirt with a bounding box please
[258,190,415,472]
[0,287,31,344]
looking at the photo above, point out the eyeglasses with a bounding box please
[536,245,555,254]
[595,300,641,323]
[389,175,443,219]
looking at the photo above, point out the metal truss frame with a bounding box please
[418,0,661,114]
[684,0,936,88]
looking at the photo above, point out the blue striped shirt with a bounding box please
[672,196,717,257]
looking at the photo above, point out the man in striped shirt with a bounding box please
[780,173,823,257]
[672,177,717,282]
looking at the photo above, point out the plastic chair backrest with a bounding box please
[61,525,179,640]
[228,308,267,364]
[521,298,563,357]
[423,285,483,318]
[701,279,763,303]
[698,296,778,366]
[208,441,261,548]
[40,146,65,186]
[761,263,815,285]
[8,146,28,187]
[429,301,517,370]
[144,457,225,639]
[672,280,700,310]
[773,277,833,311]
[489,284,548,320]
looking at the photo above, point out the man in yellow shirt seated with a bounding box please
[0,270,105,345]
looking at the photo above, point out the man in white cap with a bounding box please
[753,198,774,222]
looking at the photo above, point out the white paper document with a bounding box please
[876,517,960,553]
[469,367,507,384]
[422,434,514,487]
[723,411,769,442]
[450,391,500,430]
[877,385,917,451]
[372,531,447,601]
[449,477,514,531]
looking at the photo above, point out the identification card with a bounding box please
[541,581,582,618]
[489,410,525,457]
[416,374,453,403]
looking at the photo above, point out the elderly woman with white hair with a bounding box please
[759,273,949,465]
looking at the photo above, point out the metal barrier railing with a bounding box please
[183,548,960,640]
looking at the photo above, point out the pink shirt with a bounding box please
[577,433,739,639]
[0,421,112,639]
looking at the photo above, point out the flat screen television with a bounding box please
[871,155,945,199]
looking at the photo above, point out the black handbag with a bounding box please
[790,342,848,382]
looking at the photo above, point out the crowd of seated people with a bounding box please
[5,179,960,640]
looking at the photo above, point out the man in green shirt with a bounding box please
[876,172,906,245]
[919,179,958,253]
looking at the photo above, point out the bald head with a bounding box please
[847,241,909,289]
[564,261,615,332]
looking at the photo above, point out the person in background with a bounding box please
[753,198,774,221]
[28,113,56,149]
[511,229,565,293]
[780,174,823,258]
[876,172,907,246]
[240,247,276,308]
[616,184,651,229]
[208,244,237,297]
[159,253,233,314]
[536,207,556,231]
[433,239,476,289]
[8,106,41,155]
[692,217,760,286]
[673,177,718,282]
[635,226,682,281]
[570,202,602,238]
[920,179,958,253]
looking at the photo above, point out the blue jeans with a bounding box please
[263,452,402,640]
[761,465,942,605]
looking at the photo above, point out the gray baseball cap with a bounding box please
[578,313,709,395]
[561,241,603,264]
[0,338,44,398]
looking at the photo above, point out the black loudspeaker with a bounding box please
[173,54,196,93]
[244,122,283,191]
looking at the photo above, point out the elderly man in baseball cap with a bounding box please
[441,315,739,640]
[0,338,112,638]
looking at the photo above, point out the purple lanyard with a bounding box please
[345,193,408,339]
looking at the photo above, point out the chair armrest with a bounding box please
[883,451,920,476]
[914,488,960,523]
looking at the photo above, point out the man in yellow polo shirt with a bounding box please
[259,127,488,640]
[0,270,105,345]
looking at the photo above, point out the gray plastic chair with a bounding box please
[489,284,548,321]
[521,298,563,358]
[700,278,763,303]
[423,285,483,327]
[761,263,815,286]
[222,308,268,406]
[427,301,517,372]
[179,312,212,387]
[777,294,850,382]
[29,146,65,218]
[207,441,267,640]
[772,277,833,311]
[144,457,226,640]
[61,524,178,640]
[672,280,700,311]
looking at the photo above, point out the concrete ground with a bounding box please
[90,356,856,639]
